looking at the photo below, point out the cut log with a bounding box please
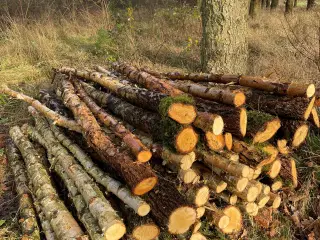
[190,232,207,240]
[278,156,298,189]
[73,79,152,162]
[198,150,251,177]
[229,184,259,202]
[192,221,201,233]
[25,116,126,240]
[33,202,56,240]
[277,119,309,148]
[246,111,281,144]
[241,202,259,216]
[262,159,282,179]
[215,192,238,205]
[5,140,40,240]
[256,194,271,208]
[54,77,158,195]
[179,184,210,207]
[205,132,225,151]
[193,112,224,135]
[144,180,196,235]
[196,207,206,219]
[219,151,239,162]
[309,107,320,128]
[205,203,230,230]
[167,81,246,107]
[267,192,281,209]
[224,133,233,151]
[45,124,151,216]
[158,71,315,97]
[277,139,290,155]
[9,126,85,240]
[179,169,199,184]
[260,176,283,192]
[0,85,81,133]
[80,82,198,154]
[191,163,227,193]
[57,68,197,124]
[221,206,242,234]
[196,98,247,138]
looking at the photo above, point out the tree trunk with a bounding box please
[261,0,267,8]
[200,0,248,73]
[271,0,279,8]
[294,0,298,7]
[250,0,261,17]
[266,0,271,7]
[5,140,40,240]
[307,0,316,10]
[144,180,197,235]
[73,79,152,163]
[57,68,197,125]
[9,126,85,240]
[196,98,247,138]
[285,0,294,13]
[55,78,158,196]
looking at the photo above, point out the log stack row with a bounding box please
[1,63,317,240]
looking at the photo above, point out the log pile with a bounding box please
[0,63,317,239]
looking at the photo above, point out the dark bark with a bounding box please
[271,0,279,9]
[307,0,316,10]
[250,0,261,17]
[285,0,294,13]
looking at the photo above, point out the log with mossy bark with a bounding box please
[56,68,197,124]
[26,113,126,240]
[196,98,247,138]
[277,119,309,148]
[80,81,198,154]
[193,112,224,135]
[55,77,158,195]
[5,140,40,240]
[157,71,315,98]
[9,126,86,240]
[246,111,281,144]
[73,79,152,162]
[0,85,81,133]
[144,180,197,235]
[278,156,298,189]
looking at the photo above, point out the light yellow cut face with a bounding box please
[168,207,196,234]
[269,160,281,179]
[137,204,151,217]
[104,222,126,240]
[247,186,259,202]
[240,108,247,137]
[133,224,160,240]
[292,125,309,148]
[253,119,281,144]
[237,178,249,192]
[304,97,316,120]
[222,206,242,234]
[195,186,210,207]
[213,115,224,135]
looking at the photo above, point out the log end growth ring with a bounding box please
[137,203,151,217]
[168,206,197,234]
[233,92,246,107]
[247,186,259,202]
[253,118,281,144]
[137,150,153,163]
[236,178,249,192]
[132,224,160,240]
[175,127,198,154]
[195,186,210,207]
[168,103,197,124]
[133,177,158,196]
[268,159,282,179]
[216,181,228,193]
[104,221,126,240]
[222,206,242,234]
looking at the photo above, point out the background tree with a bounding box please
[266,0,271,8]
[307,0,316,10]
[200,0,248,74]
[294,0,298,7]
[271,0,279,9]
[250,0,261,17]
[261,0,267,8]
[285,0,294,13]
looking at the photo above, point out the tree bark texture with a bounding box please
[271,0,279,8]
[200,0,248,74]
[249,0,261,17]
[307,0,316,10]
[285,0,294,13]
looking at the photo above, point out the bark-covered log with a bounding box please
[113,62,183,96]
[57,68,197,124]
[36,123,150,216]
[214,192,238,205]
[246,111,281,144]
[196,98,247,138]
[55,77,158,195]
[25,114,126,239]
[309,107,320,128]
[5,140,40,240]
[178,183,210,207]
[278,156,298,189]
[144,180,197,235]
[33,201,56,240]
[158,71,315,97]
[193,112,224,135]
[277,119,309,148]
[0,85,81,132]
[80,81,198,154]
[9,126,85,240]
[73,79,152,162]
[178,168,200,184]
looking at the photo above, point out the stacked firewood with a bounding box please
[1,63,317,240]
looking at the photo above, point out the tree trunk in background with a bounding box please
[285,0,294,13]
[250,0,261,17]
[266,0,271,8]
[307,0,316,10]
[294,0,298,7]
[200,0,248,74]
[271,0,279,9]
[261,0,266,8]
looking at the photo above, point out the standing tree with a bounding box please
[250,0,261,17]
[294,0,298,7]
[271,0,279,9]
[200,0,248,74]
[261,0,267,8]
[266,0,271,8]
[307,0,316,10]
[285,0,294,13]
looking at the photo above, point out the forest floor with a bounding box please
[0,3,320,239]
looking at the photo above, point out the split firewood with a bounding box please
[5,140,40,240]
[57,67,197,124]
[277,119,309,148]
[73,79,152,162]
[205,203,230,230]
[191,162,227,193]
[309,107,320,128]
[80,81,198,154]
[54,77,158,195]
[143,180,197,235]
[197,150,251,178]
[246,111,281,144]
[45,124,151,216]
[278,156,298,189]
[25,114,126,239]
[196,98,247,138]
[0,85,81,133]
[193,112,224,135]
[9,126,86,240]
[267,192,282,209]
[159,71,315,98]
[221,206,243,234]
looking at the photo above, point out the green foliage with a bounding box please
[247,110,276,133]
[159,117,183,150]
